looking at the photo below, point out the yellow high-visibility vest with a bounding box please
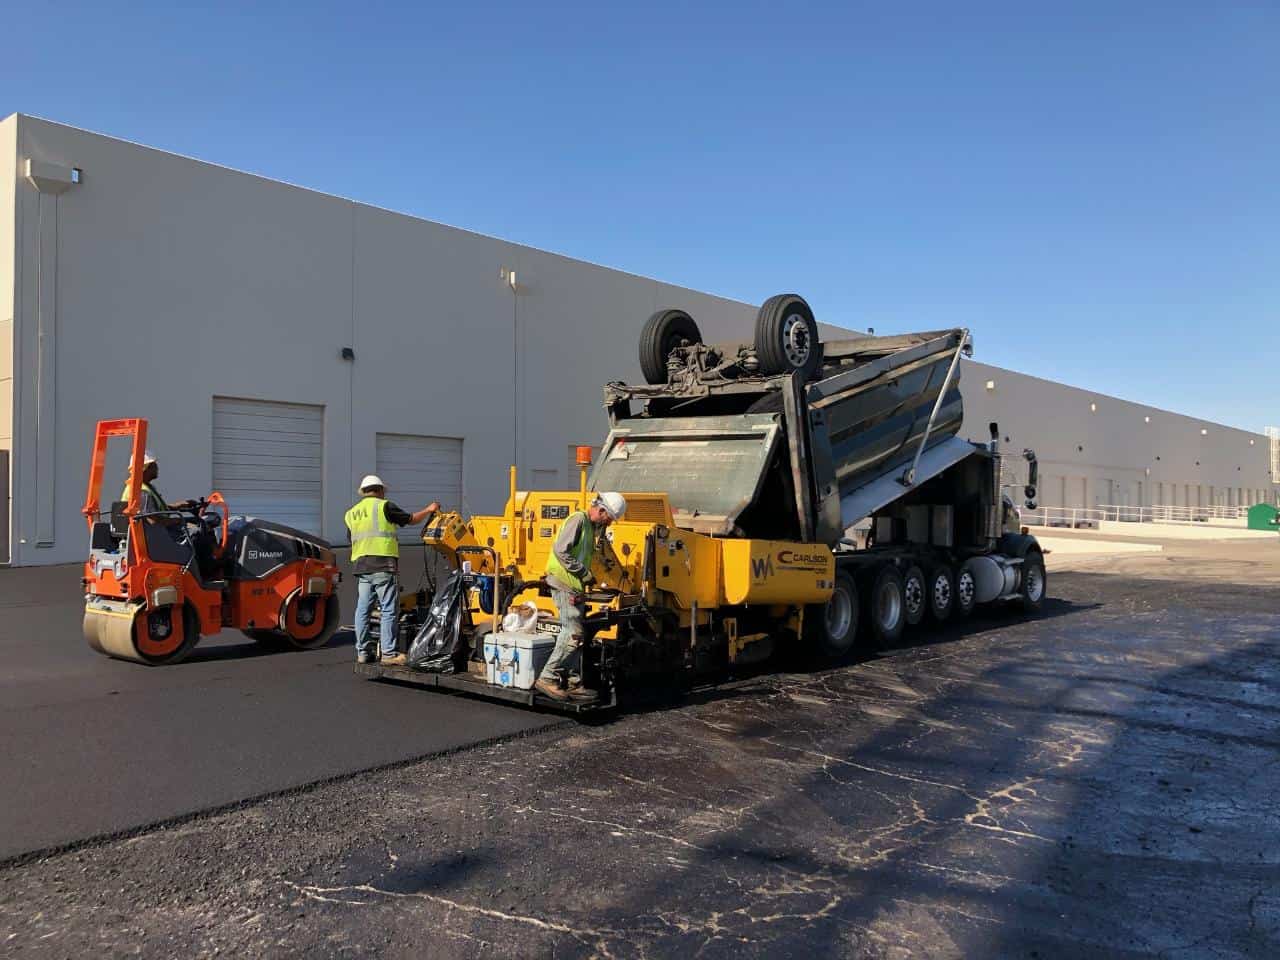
[545,511,594,592]
[121,480,168,511]
[345,496,398,560]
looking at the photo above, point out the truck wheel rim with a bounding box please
[782,314,811,367]
[826,586,853,640]
[877,582,901,629]
[958,571,975,606]
[1026,565,1044,602]
[904,576,924,616]
[933,576,951,611]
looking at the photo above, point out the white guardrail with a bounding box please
[1023,503,1252,528]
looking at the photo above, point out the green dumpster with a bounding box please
[1247,502,1280,532]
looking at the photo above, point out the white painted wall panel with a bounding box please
[213,398,323,535]
[1,116,17,563]
[374,433,463,543]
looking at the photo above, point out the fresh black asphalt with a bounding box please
[0,558,559,862]
[2,538,1279,957]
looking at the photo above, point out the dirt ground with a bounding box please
[2,537,1278,958]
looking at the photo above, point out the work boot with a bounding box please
[357,651,376,665]
[381,652,408,667]
[566,680,599,702]
[534,678,569,701]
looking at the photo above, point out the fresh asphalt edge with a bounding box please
[0,717,575,872]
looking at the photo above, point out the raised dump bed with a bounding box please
[600,317,971,545]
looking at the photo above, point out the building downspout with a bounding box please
[23,158,79,549]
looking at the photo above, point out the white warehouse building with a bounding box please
[0,114,1273,566]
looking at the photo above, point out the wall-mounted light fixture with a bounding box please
[1201,428,1208,436]
[1144,415,1151,423]
[985,380,996,391]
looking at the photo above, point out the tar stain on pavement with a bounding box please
[1,563,1279,959]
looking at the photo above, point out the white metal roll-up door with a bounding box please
[375,434,463,542]
[213,398,324,535]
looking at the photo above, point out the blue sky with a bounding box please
[3,2,1276,431]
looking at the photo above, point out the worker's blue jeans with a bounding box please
[355,571,399,659]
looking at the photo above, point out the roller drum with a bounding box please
[83,599,148,662]
[83,597,196,665]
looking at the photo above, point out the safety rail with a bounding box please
[1023,503,1256,528]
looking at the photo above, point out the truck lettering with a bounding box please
[751,555,775,579]
[777,550,827,565]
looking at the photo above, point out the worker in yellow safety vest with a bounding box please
[535,491,627,702]
[345,475,440,665]
[122,449,195,515]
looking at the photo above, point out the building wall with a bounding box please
[3,114,1273,565]
[5,115,761,565]
[0,115,17,563]
[962,360,1274,510]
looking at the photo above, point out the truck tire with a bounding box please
[954,563,977,618]
[865,564,906,648]
[926,565,954,622]
[1019,550,1047,613]
[902,564,926,627]
[754,294,821,379]
[639,309,701,384]
[807,570,859,660]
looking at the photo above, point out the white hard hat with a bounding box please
[359,474,385,492]
[595,491,627,521]
[143,449,157,465]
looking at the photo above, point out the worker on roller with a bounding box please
[122,450,195,515]
[346,475,440,666]
[535,491,627,702]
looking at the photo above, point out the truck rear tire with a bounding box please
[754,294,821,379]
[865,564,906,648]
[926,565,954,622]
[639,309,701,384]
[1019,550,1047,613]
[808,570,858,660]
[902,565,926,627]
[955,563,977,618]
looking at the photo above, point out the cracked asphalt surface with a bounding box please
[2,537,1278,958]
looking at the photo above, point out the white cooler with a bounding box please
[482,629,557,690]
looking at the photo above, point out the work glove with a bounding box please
[580,571,596,587]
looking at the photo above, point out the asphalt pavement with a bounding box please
[2,539,1278,957]
[0,555,560,862]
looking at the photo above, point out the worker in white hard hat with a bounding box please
[535,491,627,702]
[121,449,195,515]
[345,475,441,665]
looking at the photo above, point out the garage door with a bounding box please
[213,398,324,535]
[375,434,463,542]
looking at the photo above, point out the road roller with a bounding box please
[82,418,342,665]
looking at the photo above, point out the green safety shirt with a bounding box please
[545,510,596,594]
[345,496,400,563]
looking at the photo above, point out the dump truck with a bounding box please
[358,293,1045,711]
